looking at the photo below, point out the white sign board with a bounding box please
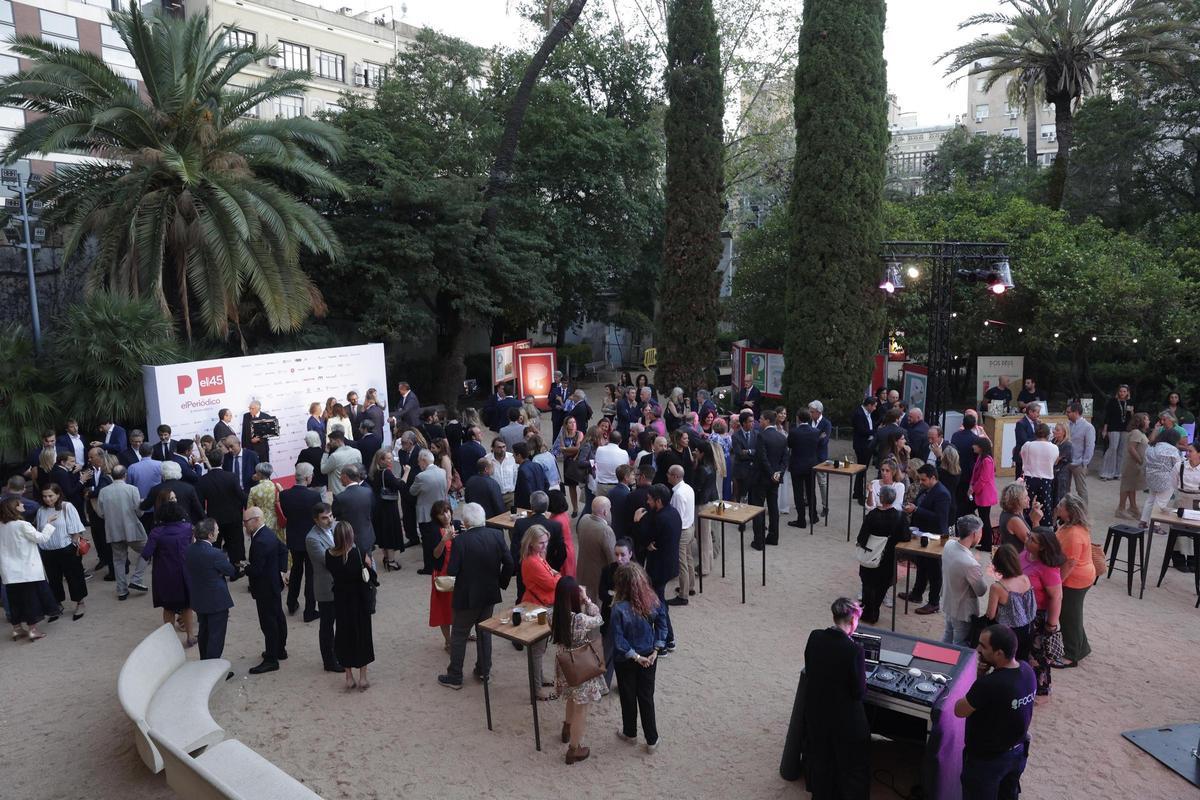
[975,355,1024,405]
[143,344,389,484]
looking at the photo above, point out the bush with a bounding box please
[0,325,56,462]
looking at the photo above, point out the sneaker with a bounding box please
[665,641,676,652]
[129,582,148,593]
[883,592,894,608]
[644,738,660,753]
[437,675,463,690]
[83,570,93,581]
[117,593,129,601]
[616,730,637,743]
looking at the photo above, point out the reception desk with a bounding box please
[984,413,1069,477]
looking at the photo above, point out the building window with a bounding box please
[229,85,259,118]
[0,0,14,41]
[975,76,987,91]
[101,25,136,69]
[275,94,303,119]
[279,41,308,72]
[0,105,24,130]
[1040,123,1056,140]
[974,104,989,120]
[225,28,256,49]
[1002,127,1019,138]
[362,61,383,88]
[0,53,17,77]
[315,49,344,82]
[323,101,343,114]
[974,129,986,136]
[40,10,79,50]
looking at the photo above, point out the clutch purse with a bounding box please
[75,538,91,557]
[434,575,456,592]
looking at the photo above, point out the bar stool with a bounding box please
[1103,523,1147,599]
[1153,526,1200,601]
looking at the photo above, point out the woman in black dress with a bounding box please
[325,522,375,691]
[856,484,911,625]
[368,449,404,571]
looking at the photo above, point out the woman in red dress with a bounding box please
[428,500,459,649]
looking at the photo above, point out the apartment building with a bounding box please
[965,61,1060,167]
[178,0,418,119]
[888,122,957,194]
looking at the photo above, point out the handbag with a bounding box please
[434,575,456,592]
[563,457,590,484]
[855,534,889,568]
[555,636,605,687]
[361,558,379,615]
[1045,626,1065,662]
[74,537,91,557]
[1089,543,1106,577]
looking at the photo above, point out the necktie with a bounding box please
[234,455,240,478]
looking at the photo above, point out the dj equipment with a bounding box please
[866,663,950,707]
[251,416,280,439]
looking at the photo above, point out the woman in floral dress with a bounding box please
[551,576,604,764]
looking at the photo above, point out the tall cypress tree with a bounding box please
[656,0,724,396]
[784,0,887,417]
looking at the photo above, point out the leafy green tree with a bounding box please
[0,2,346,345]
[940,0,1196,210]
[49,292,181,430]
[0,326,56,458]
[783,0,888,418]
[924,128,1031,196]
[656,0,724,395]
[724,205,788,346]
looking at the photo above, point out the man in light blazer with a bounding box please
[305,502,341,672]
[186,518,236,661]
[438,503,513,689]
[320,430,362,497]
[410,449,448,575]
[94,465,148,600]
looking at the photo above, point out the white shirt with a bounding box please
[0,520,56,584]
[594,443,628,485]
[866,479,905,510]
[861,406,874,431]
[1181,459,1200,493]
[487,453,517,494]
[35,503,84,550]
[1020,440,1059,480]
[67,433,85,464]
[671,480,696,529]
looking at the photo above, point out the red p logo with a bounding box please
[177,374,193,394]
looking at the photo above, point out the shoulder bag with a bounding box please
[434,575,456,592]
[556,636,605,687]
[855,535,889,569]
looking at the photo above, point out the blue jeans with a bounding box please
[962,744,1027,800]
[943,616,973,647]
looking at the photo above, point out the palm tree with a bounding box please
[0,2,347,344]
[941,0,1196,209]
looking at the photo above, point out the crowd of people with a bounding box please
[1,369,1196,784]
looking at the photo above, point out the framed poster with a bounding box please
[975,356,1023,405]
[743,350,768,394]
[902,364,928,413]
[765,353,785,397]
[516,347,557,410]
[731,342,745,391]
[492,343,516,387]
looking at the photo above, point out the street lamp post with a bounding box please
[2,169,43,354]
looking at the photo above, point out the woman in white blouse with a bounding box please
[35,483,88,621]
[0,497,58,640]
[866,459,906,511]
[326,402,355,441]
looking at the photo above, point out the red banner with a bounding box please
[516,347,557,410]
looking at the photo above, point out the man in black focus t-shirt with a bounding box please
[954,624,1036,800]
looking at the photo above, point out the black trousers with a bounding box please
[974,505,994,552]
[255,593,287,661]
[790,470,817,525]
[89,515,112,569]
[419,521,438,571]
[286,549,314,614]
[41,546,87,603]
[551,410,565,444]
[402,496,420,546]
[216,519,245,564]
[197,610,229,660]
[910,559,943,606]
[853,446,873,499]
[616,657,658,744]
[750,480,780,543]
[317,600,338,669]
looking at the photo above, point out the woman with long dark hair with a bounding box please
[969,439,998,551]
[1021,527,1065,697]
[551,576,604,764]
[326,521,375,690]
[611,562,667,753]
[1053,494,1095,668]
[428,500,458,649]
[985,544,1035,662]
[36,483,87,621]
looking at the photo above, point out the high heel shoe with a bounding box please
[387,560,402,571]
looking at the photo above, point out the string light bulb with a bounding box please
[1091,335,1098,342]
[1132,337,1138,344]
[1053,332,1060,338]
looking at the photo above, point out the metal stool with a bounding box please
[1153,527,1200,603]
[1103,523,1147,599]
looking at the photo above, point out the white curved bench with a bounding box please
[150,730,323,799]
[118,623,231,773]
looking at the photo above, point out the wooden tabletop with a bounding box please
[896,536,948,558]
[478,611,552,645]
[486,509,533,530]
[696,501,765,525]
[813,462,868,476]
[1150,509,1200,532]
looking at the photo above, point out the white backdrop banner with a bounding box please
[975,355,1024,406]
[143,344,389,483]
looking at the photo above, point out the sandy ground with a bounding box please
[5,428,1199,800]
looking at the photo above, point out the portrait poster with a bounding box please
[743,350,768,394]
[975,355,1024,405]
[516,348,557,411]
[902,364,929,413]
[765,353,785,397]
[492,343,516,387]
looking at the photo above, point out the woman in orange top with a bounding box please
[521,524,561,699]
[1053,493,1096,667]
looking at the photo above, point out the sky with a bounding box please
[351,0,1009,128]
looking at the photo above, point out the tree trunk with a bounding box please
[432,294,467,407]
[1047,96,1074,210]
[1024,86,1037,168]
[175,247,192,343]
[480,0,588,237]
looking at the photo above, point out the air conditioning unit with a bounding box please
[3,197,19,211]
[1008,111,1018,119]
[268,55,283,68]
[974,116,984,123]
[353,63,366,86]
[31,200,43,212]
[33,227,46,242]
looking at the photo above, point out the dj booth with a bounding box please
[780,626,977,800]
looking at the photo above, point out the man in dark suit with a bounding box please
[730,410,757,502]
[396,431,422,548]
[354,419,384,467]
[905,408,931,462]
[569,390,592,433]
[197,450,248,566]
[800,597,870,799]
[625,465,655,561]
[279,463,322,620]
[142,461,205,523]
[241,400,273,463]
[615,385,637,442]
[244,505,288,674]
[391,381,421,430]
[786,411,820,529]
[1011,404,1039,479]
[511,492,564,598]
[221,436,259,493]
[548,372,568,443]
[213,408,238,443]
[734,383,762,418]
[453,426,488,483]
[512,442,548,512]
[152,424,177,462]
[47,451,85,520]
[362,396,386,441]
[344,391,363,431]
[901,464,953,615]
[750,409,788,549]
[331,463,376,556]
[186,519,236,661]
[873,408,904,467]
[464,458,505,520]
[950,415,981,514]
[438,502,514,689]
[96,420,128,456]
[609,464,634,541]
[169,439,202,485]
[118,429,147,468]
[636,484,681,651]
[80,447,115,579]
